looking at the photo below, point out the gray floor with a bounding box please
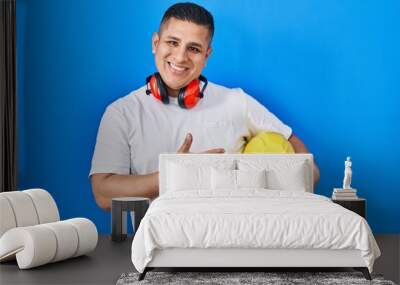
[0,235,398,285]
[374,234,400,284]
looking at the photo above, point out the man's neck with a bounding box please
[166,87,179,98]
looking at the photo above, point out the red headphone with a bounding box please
[145,72,208,109]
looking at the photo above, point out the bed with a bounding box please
[131,154,380,280]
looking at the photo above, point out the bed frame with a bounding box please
[139,248,371,280]
[138,154,372,281]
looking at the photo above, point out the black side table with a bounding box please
[111,197,150,242]
[332,198,366,219]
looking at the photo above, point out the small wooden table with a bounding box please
[111,197,150,242]
[332,198,366,219]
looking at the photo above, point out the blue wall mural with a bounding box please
[16,0,400,233]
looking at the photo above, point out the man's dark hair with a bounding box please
[160,2,214,44]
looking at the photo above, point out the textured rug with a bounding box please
[116,271,396,285]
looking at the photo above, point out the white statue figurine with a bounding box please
[342,156,352,189]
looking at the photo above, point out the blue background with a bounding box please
[16,0,400,234]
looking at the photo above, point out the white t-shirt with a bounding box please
[89,82,292,176]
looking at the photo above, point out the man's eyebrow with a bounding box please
[165,36,181,42]
[165,36,204,49]
[188,42,203,49]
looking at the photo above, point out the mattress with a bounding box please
[131,190,380,273]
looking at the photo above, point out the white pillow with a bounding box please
[166,159,236,192]
[211,168,236,190]
[211,169,268,190]
[267,165,307,191]
[166,162,211,191]
[236,169,267,189]
[238,159,308,191]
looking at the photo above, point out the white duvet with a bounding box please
[131,190,380,273]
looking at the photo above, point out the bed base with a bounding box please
[138,266,371,281]
[138,248,372,281]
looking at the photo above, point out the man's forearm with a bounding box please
[288,134,320,185]
[91,172,159,211]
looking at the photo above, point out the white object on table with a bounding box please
[342,156,353,190]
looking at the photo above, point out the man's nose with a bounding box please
[173,46,188,63]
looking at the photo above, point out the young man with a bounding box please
[90,3,320,211]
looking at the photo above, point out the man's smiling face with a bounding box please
[152,17,212,97]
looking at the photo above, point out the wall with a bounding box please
[16,0,400,234]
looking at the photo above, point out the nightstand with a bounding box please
[111,197,150,242]
[332,198,366,219]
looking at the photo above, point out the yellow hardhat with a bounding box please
[242,131,295,154]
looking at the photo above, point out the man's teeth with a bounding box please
[169,62,186,72]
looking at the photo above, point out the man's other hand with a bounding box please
[177,133,225,154]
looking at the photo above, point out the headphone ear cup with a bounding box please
[154,73,169,104]
[148,75,161,100]
[180,79,201,109]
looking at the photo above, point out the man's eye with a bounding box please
[188,47,201,53]
[167,41,178,47]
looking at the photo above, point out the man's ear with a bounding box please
[152,32,159,54]
[205,47,212,61]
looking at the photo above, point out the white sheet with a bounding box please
[131,190,380,273]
